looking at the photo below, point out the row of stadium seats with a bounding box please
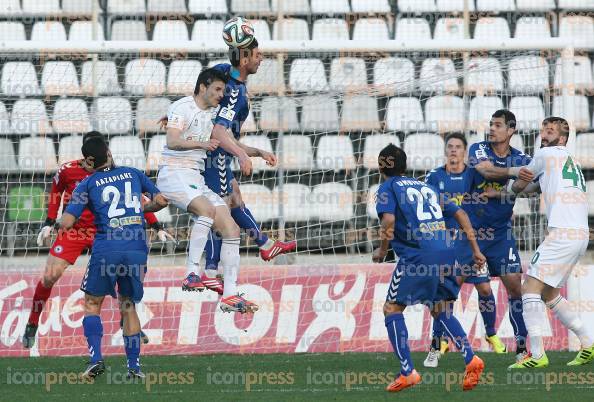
[0,94,591,135]
[3,131,594,174]
[3,55,594,98]
[1,0,592,16]
[4,16,592,43]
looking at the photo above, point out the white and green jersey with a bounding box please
[527,145,588,230]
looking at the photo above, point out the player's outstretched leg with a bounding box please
[82,294,106,378]
[475,282,506,353]
[23,255,69,348]
[120,296,144,378]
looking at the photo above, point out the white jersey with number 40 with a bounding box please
[527,146,588,230]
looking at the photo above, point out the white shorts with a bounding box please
[156,166,226,211]
[527,228,589,288]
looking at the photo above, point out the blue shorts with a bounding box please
[386,249,455,306]
[455,239,490,284]
[435,274,461,302]
[203,152,234,197]
[478,228,522,277]
[80,250,147,303]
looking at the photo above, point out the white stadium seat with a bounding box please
[69,21,105,40]
[419,58,459,93]
[110,136,146,170]
[11,100,52,135]
[514,17,551,38]
[316,136,356,170]
[111,20,147,40]
[341,95,380,132]
[352,0,390,13]
[558,0,594,10]
[31,21,66,41]
[147,135,166,171]
[385,97,425,132]
[91,97,132,134]
[41,61,80,96]
[276,135,314,170]
[516,0,555,11]
[167,60,202,95]
[272,184,311,222]
[367,184,380,220]
[239,184,275,222]
[474,18,510,40]
[587,181,594,216]
[312,18,349,41]
[398,0,436,13]
[395,18,431,41]
[510,135,525,154]
[0,0,21,15]
[329,58,367,92]
[353,18,390,41]
[311,183,354,221]
[436,0,475,12]
[289,59,328,92]
[108,0,145,14]
[552,96,591,132]
[125,59,166,96]
[0,101,9,134]
[251,19,271,41]
[152,20,189,41]
[189,0,227,14]
[434,18,465,41]
[301,95,339,132]
[258,97,299,132]
[192,20,224,44]
[58,135,83,164]
[404,133,445,171]
[273,18,309,40]
[231,0,270,13]
[18,137,57,173]
[22,0,60,14]
[464,58,504,94]
[509,96,545,132]
[136,97,171,133]
[363,134,401,169]
[576,134,594,169]
[1,62,41,96]
[468,96,504,133]
[508,56,549,94]
[0,138,17,172]
[147,0,187,13]
[81,61,122,95]
[272,0,310,14]
[373,57,415,95]
[513,198,531,217]
[476,0,515,12]
[425,95,465,133]
[311,0,351,14]
[247,59,285,94]
[559,16,594,47]
[554,56,593,92]
[240,136,274,172]
[62,0,100,14]
[53,99,92,134]
[0,22,25,40]
[241,109,257,133]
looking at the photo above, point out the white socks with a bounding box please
[221,238,240,297]
[547,295,593,348]
[186,216,214,275]
[522,293,547,359]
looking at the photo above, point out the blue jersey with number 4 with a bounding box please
[375,176,459,257]
[65,166,160,252]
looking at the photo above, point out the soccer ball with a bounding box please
[222,17,255,48]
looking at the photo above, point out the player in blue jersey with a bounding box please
[467,109,535,362]
[60,138,168,379]
[373,143,486,393]
[423,133,506,367]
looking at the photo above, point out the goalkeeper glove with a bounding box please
[37,218,56,247]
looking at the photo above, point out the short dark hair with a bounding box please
[194,67,228,95]
[229,38,259,67]
[491,109,516,129]
[445,132,467,148]
[81,137,109,168]
[542,116,570,138]
[378,143,407,177]
[83,131,104,143]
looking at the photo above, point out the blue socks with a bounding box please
[231,207,268,247]
[83,315,103,363]
[431,318,444,350]
[123,333,141,370]
[509,297,528,352]
[385,313,413,375]
[438,312,475,365]
[205,230,222,271]
[479,293,497,337]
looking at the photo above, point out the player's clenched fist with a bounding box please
[260,151,277,167]
[518,167,534,182]
[372,248,387,263]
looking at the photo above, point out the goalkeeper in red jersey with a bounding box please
[22,131,173,348]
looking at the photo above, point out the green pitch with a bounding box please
[1,352,593,401]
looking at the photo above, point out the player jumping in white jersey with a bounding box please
[484,117,593,368]
[156,68,257,313]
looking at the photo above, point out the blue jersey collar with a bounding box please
[229,67,242,81]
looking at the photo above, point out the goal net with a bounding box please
[0,42,581,356]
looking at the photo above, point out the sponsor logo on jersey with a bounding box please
[109,216,142,228]
[218,107,236,121]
